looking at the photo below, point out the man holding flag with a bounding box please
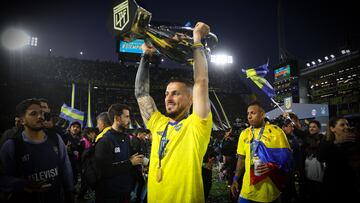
[231,101,291,202]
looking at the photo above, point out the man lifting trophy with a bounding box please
[112,0,218,65]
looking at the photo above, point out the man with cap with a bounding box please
[64,121,82,185]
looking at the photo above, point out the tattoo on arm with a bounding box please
[135,56,150,98]
[137,96,157,122]
[135,55,157,122]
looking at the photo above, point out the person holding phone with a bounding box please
[95,103,144,203]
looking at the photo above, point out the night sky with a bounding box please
[0,0,358,110]
[1,0,358,67]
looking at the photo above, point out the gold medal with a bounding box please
[156,164,162,182]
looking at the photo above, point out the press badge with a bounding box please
[114,147,120,153]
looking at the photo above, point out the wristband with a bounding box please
[191,42,204,49]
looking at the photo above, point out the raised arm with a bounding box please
[134,44,158,124]
[192,22,211,119]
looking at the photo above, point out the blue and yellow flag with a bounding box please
[59,103,84,127]
[242,63,275,98]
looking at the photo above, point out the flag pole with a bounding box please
[270,98,295,126]
[270,98,285,113]
[71,83,75,108]
[87,83,93,128]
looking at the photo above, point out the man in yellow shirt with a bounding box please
[231,101,291,203]
[135,22,212,202]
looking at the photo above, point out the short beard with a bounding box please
[27,125,43,132]
[166,109,189,121]
[166,112,178,119]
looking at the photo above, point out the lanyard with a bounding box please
[158,123,170,167]
[250,126,264,160]
[157,116,186,168]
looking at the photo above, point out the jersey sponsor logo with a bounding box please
[114,147,121,153]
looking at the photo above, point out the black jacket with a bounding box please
[95,129,135,197]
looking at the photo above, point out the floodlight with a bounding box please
[1,28,30,50]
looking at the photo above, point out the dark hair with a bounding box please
[309,120,321,129]
[82,127,98,138]
[38,98,49,104]
[70,121,81,127]
[289,112,299,121]
[96,112,111,126]
[280,119,292,128]
[272,115,291,127]
[16,98,41,117]
[326,117,346,141]
[108,104,131,124]
[166,77,194,88]
[247,100,265,113]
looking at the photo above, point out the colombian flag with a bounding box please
[242,63,275,98]
[250,132,292,191]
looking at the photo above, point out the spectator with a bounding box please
[0,98,74,203]
[280,119,301,203]
[284,112,306,200]
[78,127,97,201]
[130,128,149,203]
[95,112,111,142]
[95,104,143,203]
[64,121,82,186]
[303,120,325,203]
[317,117,360,202]
[0,115,23,148]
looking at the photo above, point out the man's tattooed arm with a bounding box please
[135,55,157,123]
